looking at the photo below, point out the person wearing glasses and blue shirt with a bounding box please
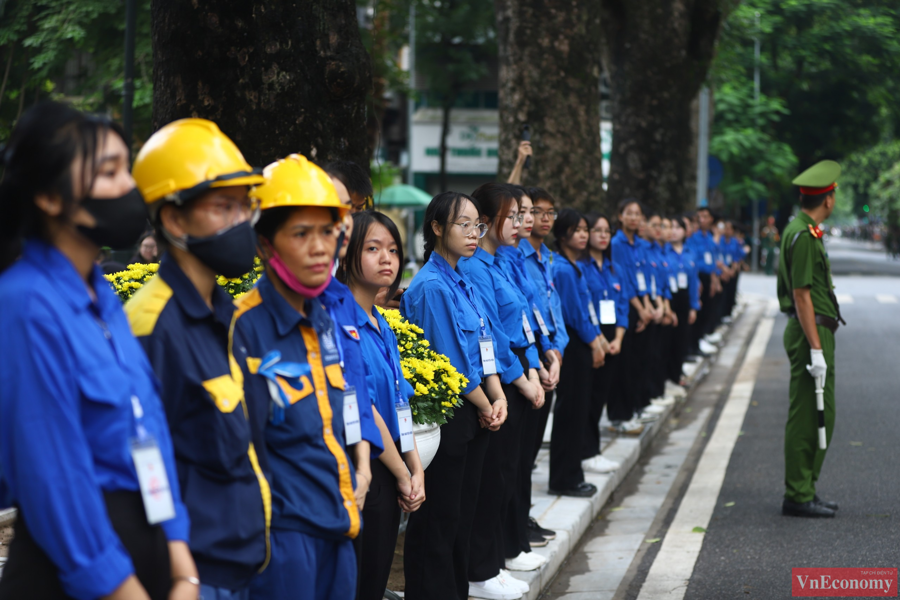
[401,192,508,600]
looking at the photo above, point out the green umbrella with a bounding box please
[373,184,432,208]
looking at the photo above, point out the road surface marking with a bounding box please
[836,294,854,304]
[636,300,777,600]
[876,294,898,304]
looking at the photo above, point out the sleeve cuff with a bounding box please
[60,540,134,600]
[161,508,191,543]
[500,362,524,385]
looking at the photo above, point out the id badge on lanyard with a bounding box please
[343,386,362,445]
[669,275,678,294]
[129,396,175,525]
[587,300,599,326]
[704,251,713,265]
[522,311,536,344]
[636,270,647,292]
[479,335,497,376]
[396,401,415,453]
[533,305,550,337]
[678,271,688,289]
[599,300,616,325]
[650,274,657,299]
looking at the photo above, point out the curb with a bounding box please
[499,300,756,600]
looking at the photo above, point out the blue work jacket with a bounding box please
[583,256,630,329]
[665,244,701,311]
[520,241,569,355]
[686,230,721,275]
[611,230,647,300]
[551,254,599,345]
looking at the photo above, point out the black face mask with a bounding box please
[77,187,149,250]
[186,220,258,278]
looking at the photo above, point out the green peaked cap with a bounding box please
[792,160,841,188]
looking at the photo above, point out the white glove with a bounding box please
[806,349,827,389]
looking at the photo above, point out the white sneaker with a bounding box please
[469,576,523,600]
[499,570,530,593]
[637,410,659,423]
[644,404,665,414]
[699,340,717,355]
[505,551,547,572]
[651,396,675,406]
[682,362,699,378]
[609,420,644,435]
[665,382,687,398]
[583,455,620,473]
[722,316,733,324]
[705,332,723,345]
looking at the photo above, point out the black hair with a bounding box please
[423,191,481,262]
[617,197,642,215]
[526,186,556,207]
[800,191,833,210]
[471,182,518,239]
[585,211,613,270]
[337,210,404,300]
[645,209,660,220]
[507,185,527,202]
[254,206,340,243]
[0,101,125,272]
[324,160,373,207]
[552,208,587,275]
[696,206,712,216]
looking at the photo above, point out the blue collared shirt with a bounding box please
[519,241,569,355]
[611,230,647,299]
[321,279,384,459]
[0,240,189,600]
[665,244,701,310]
[401,252,495,394]
[354,304,415,442]
[686,230,721,275]
[583,256,630,329]
[496,245,553,355]
[125,254,268,589]
[552,255,600,345]
[460,247,537,380]
[232,275,364,541]
[644,240,672,300]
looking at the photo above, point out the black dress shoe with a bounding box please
[782,499,835,518]
[528,516,556,540]
[550,482,597,498]
[814,495,839,511]
[528,528,549,547]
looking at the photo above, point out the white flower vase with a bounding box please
[412,422,441,471]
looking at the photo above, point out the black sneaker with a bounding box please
[528,517,556,540]
[528,528,548,547]
[549,482,598,498]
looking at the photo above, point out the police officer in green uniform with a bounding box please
[777,159,845,518]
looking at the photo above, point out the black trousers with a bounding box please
[404,398,490,600]
[0,491,171,600]
[469,383,526,582]
[692,272,713,350]
[550,328,594,490]
[583,324,619,458]
[643,320,665,402]
[668,288,692,383]
[356,458,402,600]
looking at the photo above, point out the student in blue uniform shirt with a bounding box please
[582,213,627,476]
[127,119,270,600]
[643,212,675,407]
[232,155,377,600]
[337,210,426,600]
[665,216,701,384]
[685,207,722,353]
[401,192,508,600]
[461,183,544,596]
[610,200,653,435]
[0,102,197,600]
[720,220,743,319]
[549,209,606,498]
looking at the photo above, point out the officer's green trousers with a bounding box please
[783,319,836,503]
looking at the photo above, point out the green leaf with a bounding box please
[724,502,736,507]
[850,441,863,446]
[692,526,707,533]
[645,538,661,544]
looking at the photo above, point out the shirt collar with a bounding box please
[473,246,495,266]
[158,254,234,327]
[352,299,374,329]
[518,241,536,259]
[258,273,329,337]
[797,212,816,227]
[429,251,466,286]
[613,230,635,246]
[23,238,107,314]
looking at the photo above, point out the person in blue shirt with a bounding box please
[582,213,628,476]
[0,102,197,600]
[549,209,605,499]
[401,192,508,600]
[720,220,744,320]
[665,216,701,385]
[336,210,426,600]
[610,200,653,435]
[461,183,544,596]
[234,154,376,600]
[643,211,676,408]
[686,207,723,353]
[127,118,270,600]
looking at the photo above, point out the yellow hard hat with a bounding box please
[133,118,264,204]
[251,153,348,218]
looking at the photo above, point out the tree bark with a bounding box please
[495,0,604,212]
[151,0,372,171]
[600,0,732,214]
[0,44,15,113]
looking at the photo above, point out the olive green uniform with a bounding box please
[776,211,839,503]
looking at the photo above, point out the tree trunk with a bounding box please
[495,0,604,212]
[600,0,731,214]
[0,44,15,113]
[151,0,372,171]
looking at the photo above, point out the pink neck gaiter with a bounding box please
[268,251,333,299]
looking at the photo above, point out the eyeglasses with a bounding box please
[453,221,488,238]
[508,214,525,227]
[531,209,558,221]
[195,196,261,226]
[591,228,611,235]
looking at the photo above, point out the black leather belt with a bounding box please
[786,311,840,334]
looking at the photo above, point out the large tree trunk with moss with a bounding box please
[495,0,604,211]
[151,0,372,170]
[600,0,731,213]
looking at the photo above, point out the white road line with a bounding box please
[636,300,777,600]
[835,294,854,304]
[876,294,898,304]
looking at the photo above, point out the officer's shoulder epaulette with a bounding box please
[125,275,174,337]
